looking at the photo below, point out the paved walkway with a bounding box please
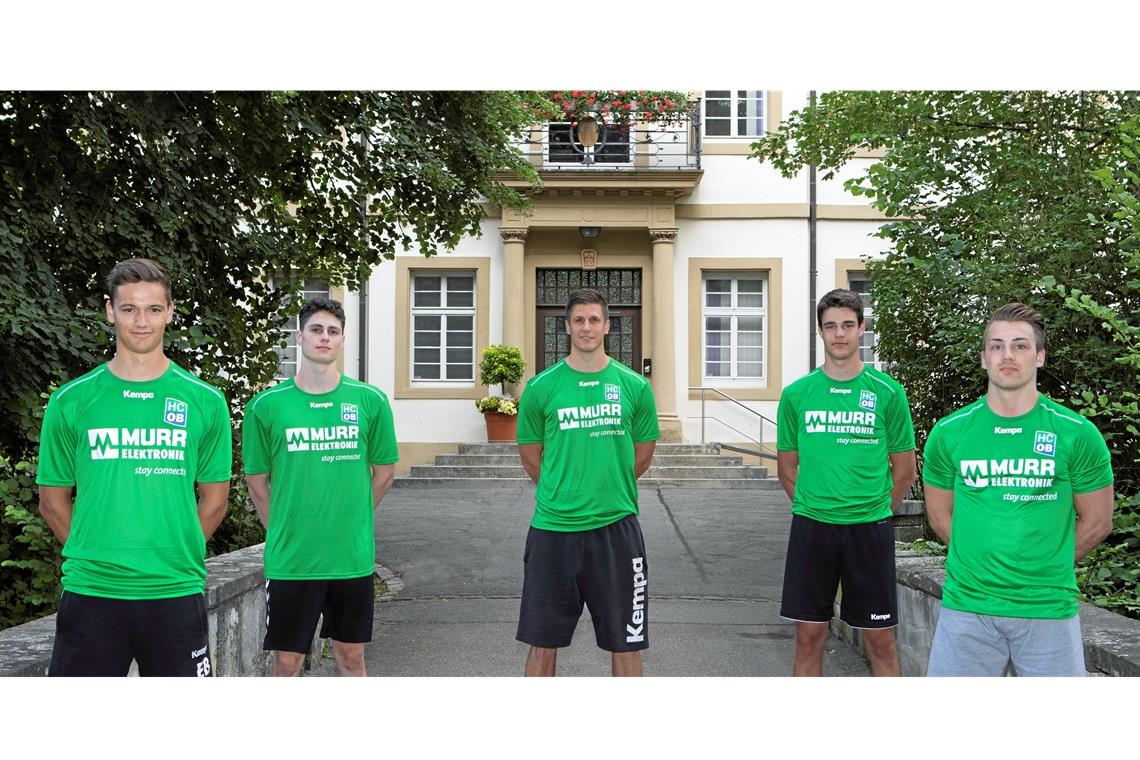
[312,484,869,677]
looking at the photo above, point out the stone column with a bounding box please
[499,228,527,357]
[650,228,682,443]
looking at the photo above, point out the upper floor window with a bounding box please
[274,277,330,379]
[847,271,884,371]
[703,90,766,138]
[411,272,475,382]
[702,272,767,384]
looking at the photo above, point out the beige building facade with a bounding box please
[285,90,891,471]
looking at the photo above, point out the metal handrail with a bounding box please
[688,386,779,457]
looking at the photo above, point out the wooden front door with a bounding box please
[535,268,643,373]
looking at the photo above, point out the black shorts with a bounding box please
[779,513,898,629]
[49,591,211,677]
[263,575,374,653]
[516,514,648,652]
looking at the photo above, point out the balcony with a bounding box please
[516,100,702,173]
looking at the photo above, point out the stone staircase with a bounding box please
[394,443,781,489]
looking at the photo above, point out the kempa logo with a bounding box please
[578,380,600,387]
[88,427,188,460]
[870,612,891,621]
[286,425,360,452]
[626,556,647,643]
[994,426,1023,435]
[961,458,1056,488]
[829,387,852,395]
[123,390,154,400]
[310,402,333,409]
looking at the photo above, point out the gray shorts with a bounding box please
[927,607,1086,677]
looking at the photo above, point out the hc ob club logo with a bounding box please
[164,398,188,428]
[859,390,877,411]
[1034,431,1057,457]
[605,384,621,403]
[341,403,359,424]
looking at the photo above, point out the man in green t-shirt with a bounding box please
[515,288,659,676]
[777,288,916,676]
[244,297,397,677]
[923,302,1114,676]
[37,258,232,677]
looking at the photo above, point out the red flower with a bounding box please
[586,96,595,104]
[612,99,621,106]
[561,101,571,110]
[572,90,580,97]
[622,103,632,110]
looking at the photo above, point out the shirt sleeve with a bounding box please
[35,391,77,487]
[1069,421,1114,494]
[921,422,955,490]
[368,391,399,465]
[776,390,798,452]
[516,379,546,445]
[241,396,270,475]
[631,379,659,443]
[886,383,917,453]
[196,390,233,483]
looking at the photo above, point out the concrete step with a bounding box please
[432,454,747,467]
[456,442,721,456]
[407,465,769,480]
[393,476,781,490]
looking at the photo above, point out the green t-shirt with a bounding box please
[777,366,916,524]
[35,362,232,599]
[243,376,398,580]
[923,395,1114,619]
[516,358,659,531]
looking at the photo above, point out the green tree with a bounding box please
[0,91,539,627]
[752,91,1140,618]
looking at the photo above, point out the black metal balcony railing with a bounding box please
[517,100,701,171]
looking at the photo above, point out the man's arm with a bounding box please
[634,441,656,479]
[519,444,543,485]
[39,486,75,544]
[246,473,271,528]
[776,450,798,502]
[372,463,396,507]
[197,481,230,540]
[1074,484,1115,563]
[924,484,954,545]
[888,450,918,512]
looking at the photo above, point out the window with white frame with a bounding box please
[411,272,476,382]
[274,277,331,379]
[703,90,765,138]
[847,271,884,371]
[702,273,767,384]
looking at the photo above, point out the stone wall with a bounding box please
[0,543,322,677]
[833,551,1140,677]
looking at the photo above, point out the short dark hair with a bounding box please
[105,258,172,304]
[816,288,864,327]
[298,296,346,330]
[986,302,1045,351]
[564,288,609,323]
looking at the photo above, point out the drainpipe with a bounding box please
[808,90,818,371]
[358,130,369,382]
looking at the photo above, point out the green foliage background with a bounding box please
[0,91,539,629]
[753,91,1140,618]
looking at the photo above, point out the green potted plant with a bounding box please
[476,345,525,442]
